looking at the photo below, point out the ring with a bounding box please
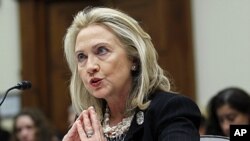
[86,129,94,138]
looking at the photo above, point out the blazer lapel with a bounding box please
[124,109,145,141]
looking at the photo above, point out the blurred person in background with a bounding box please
[10,108,59,141]
[206,87,250,137]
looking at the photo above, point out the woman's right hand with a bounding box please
[62,106,106,141]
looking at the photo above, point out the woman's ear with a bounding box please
[131,58,139,71]
[131,64,137,71]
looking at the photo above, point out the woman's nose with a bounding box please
[86,57,100,74]
[19,128,28,136]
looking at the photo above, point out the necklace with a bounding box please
[102,106,134,140]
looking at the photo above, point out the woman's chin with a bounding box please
[91,90,110,99]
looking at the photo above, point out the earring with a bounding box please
[131,65,136,71]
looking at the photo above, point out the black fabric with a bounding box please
[124,91,201,141]
[0,128,10,141]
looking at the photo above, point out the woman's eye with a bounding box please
[26,125,34,130]
[227,114,237,122]
[97,46,108,55]
[77,53,87,62]
[16,128,21,133]
[218,117,224,123]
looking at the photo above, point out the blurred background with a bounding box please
[1,0,250,136]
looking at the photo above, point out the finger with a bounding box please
[83,109,94,135]
[76,120,88,140]
[76,110,86,121]
[63,120,79,140]
[88,106,102,131]
[88,107,107,140]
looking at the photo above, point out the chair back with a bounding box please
[200,135,229,141]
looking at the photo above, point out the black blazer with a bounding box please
[124,91,201,141]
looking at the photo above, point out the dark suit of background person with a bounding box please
[124,90,201,141]
[0,114,10,141]
[0,127,10,141]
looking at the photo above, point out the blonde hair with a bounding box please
[64,7,170,120]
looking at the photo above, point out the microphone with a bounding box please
[0,80,32,106]
[16,81,32,90]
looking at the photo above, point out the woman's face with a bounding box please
[217,104,249,136]
[15,115,37,141]
[75,24,133,100]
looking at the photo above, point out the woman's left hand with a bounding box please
[63,106,106,141]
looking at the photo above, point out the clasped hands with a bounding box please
[63,106,106,141]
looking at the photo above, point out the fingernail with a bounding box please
[89,106,96,112]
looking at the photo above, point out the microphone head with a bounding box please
[17,81,32,90]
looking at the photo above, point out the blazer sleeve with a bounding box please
[150,94,201,141]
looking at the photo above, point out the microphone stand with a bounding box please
[0,86,19,106]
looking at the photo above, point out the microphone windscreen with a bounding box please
[17,81,32,90]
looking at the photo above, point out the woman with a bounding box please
[63,7,201,141]
[206,87,250,137]
[11,108,58,141]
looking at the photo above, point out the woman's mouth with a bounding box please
[90,78,102,87]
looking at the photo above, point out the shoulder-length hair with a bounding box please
[64,7,171,119]
[11,108,54,141]
[206,87,250,136]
